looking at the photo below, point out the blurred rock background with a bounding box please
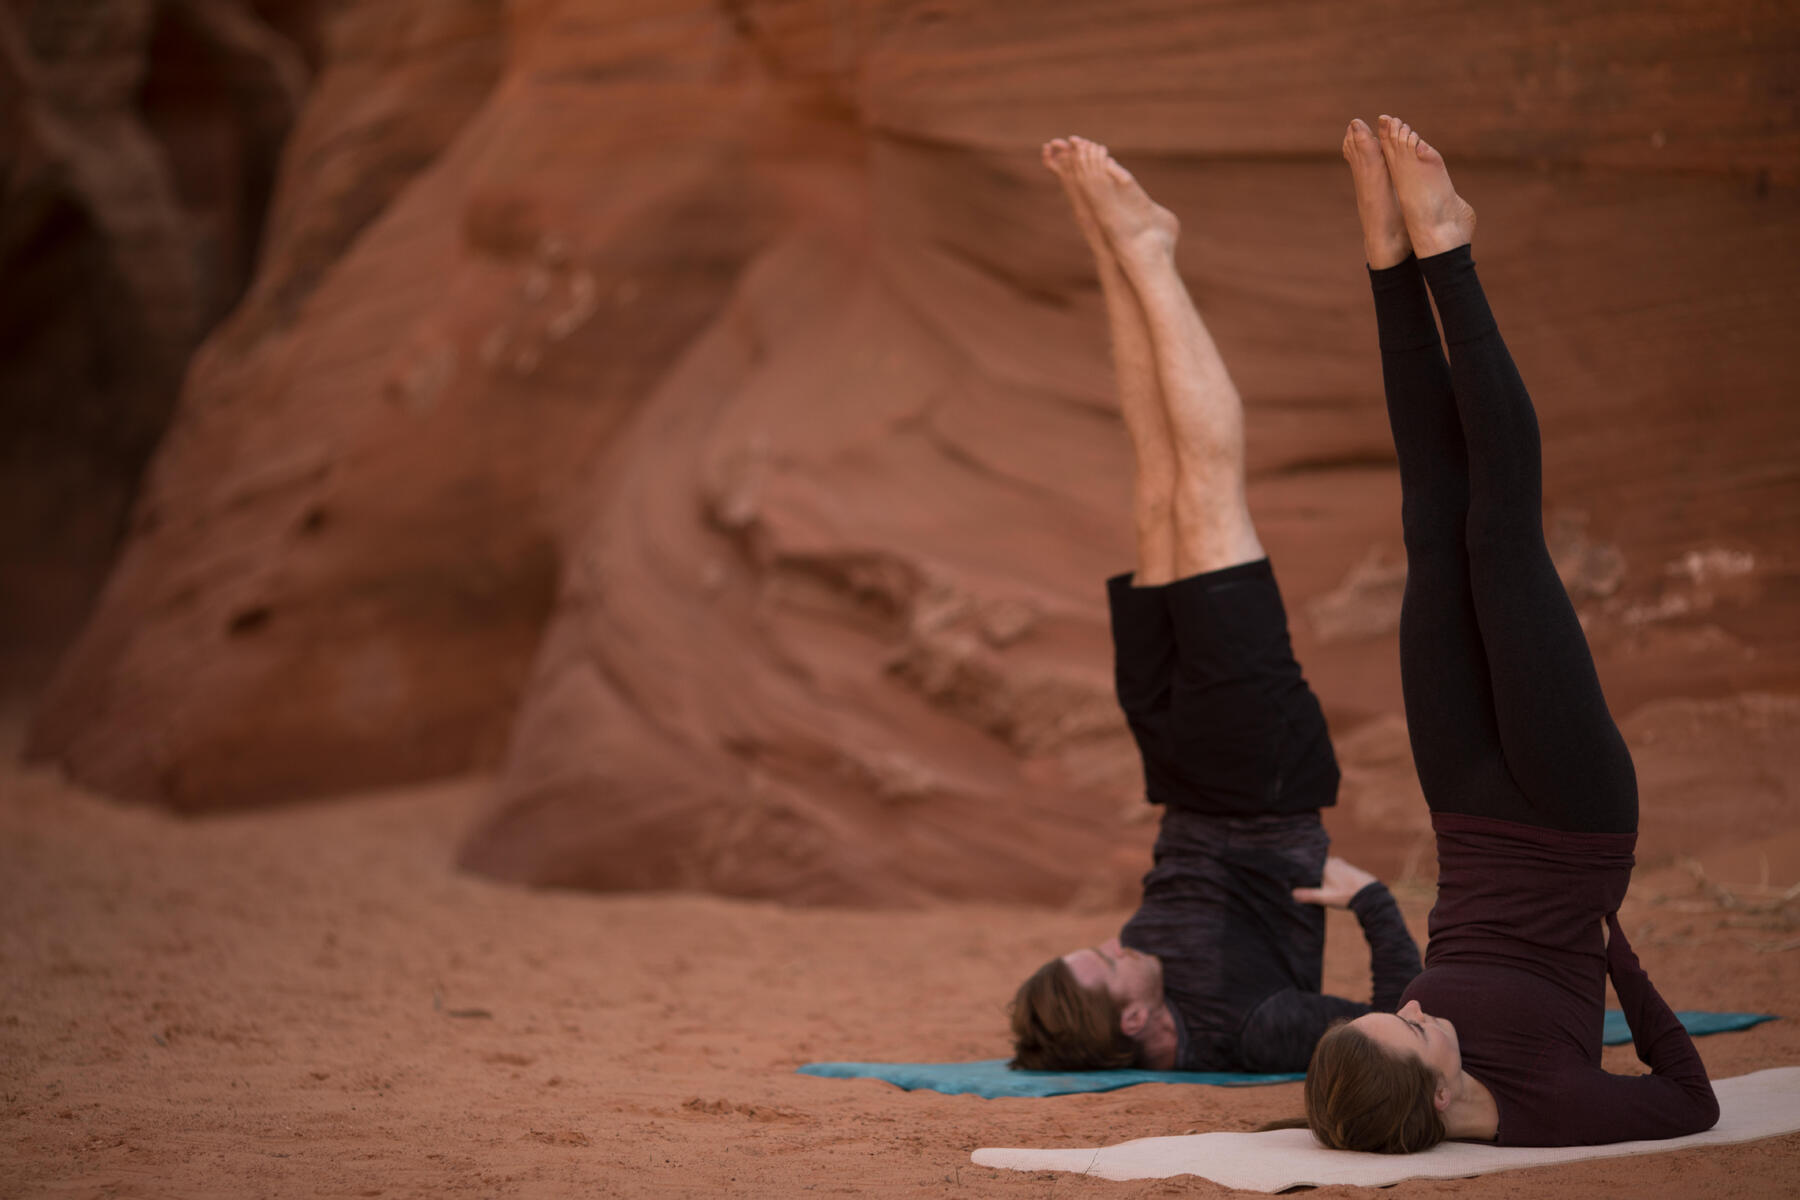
[6,0,1798,905]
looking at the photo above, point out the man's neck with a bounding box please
[1135,1001,1179,1070]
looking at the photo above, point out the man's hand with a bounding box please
[1291,856,1379,909]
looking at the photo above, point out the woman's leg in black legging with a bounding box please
[1419,247,1637,834]
[1370,258,1521,821]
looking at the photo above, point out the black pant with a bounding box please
[1108,561,1339,818]
[1371,247,1636,835]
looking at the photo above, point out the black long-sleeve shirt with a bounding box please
[1119,808,1423,1073]
[1405,813,1718,1146]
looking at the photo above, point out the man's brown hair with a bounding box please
[1299,1019,1447,1152]
[1008,958,1138,1070]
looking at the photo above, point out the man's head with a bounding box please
[1009,937,1166,1070]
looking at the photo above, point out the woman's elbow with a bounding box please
[1681,1083,1721,1135]
[1697,1087,1722,1132]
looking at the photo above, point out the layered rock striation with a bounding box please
[23,0,1800,904]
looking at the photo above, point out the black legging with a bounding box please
[1371,247,1636,835]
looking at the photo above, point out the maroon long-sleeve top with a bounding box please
[1402,813,1719,1147]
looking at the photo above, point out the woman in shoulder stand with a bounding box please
[1304,114,1721,1152]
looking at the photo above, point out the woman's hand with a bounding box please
[1292,856,1379,909]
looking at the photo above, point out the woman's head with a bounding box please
[1303,1015,1448,1153]
[1355,1000,1464,1079]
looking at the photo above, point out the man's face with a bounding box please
[1061,936,1163,1012]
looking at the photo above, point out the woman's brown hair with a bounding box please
[1008,959,1137,1070]
[1294,1019,1447,1153]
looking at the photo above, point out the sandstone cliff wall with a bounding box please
[24,0,1800,903]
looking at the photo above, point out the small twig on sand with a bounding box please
[433,984,492,1019]
[1749,936,1800,954]
[1679,859,1800,915]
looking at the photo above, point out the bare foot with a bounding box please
[1342,118,1410,269]
[1042,138,1114,267]
[1377,115,1476,258]
[1067,136,1178,265]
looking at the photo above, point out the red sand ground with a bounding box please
[4,757,1797,1198]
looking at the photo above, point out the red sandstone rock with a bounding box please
[24,0,1800,904]
[28,0,511,805]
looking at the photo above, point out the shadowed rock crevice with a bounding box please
[0,0,303,706]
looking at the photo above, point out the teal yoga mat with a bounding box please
[797,1010,1777,1098]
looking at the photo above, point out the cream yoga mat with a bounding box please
[972,1066,1800,1191]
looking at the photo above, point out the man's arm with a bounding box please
[1348,878,1423,1011]
[1236,989,1372,1072]
[1237,860,1424,1071]
[1291,857,1422,1009]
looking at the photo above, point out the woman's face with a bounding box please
[1351,999,1463,1081]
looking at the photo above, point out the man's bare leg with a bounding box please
[1043,138,1178,586]
[1067,138,1264,577]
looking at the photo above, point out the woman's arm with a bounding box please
[1435,913,1720,1147]
[1516,912,1721,1145]
[1603,912,1718,1125]
[1511,1061,1721,1146]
